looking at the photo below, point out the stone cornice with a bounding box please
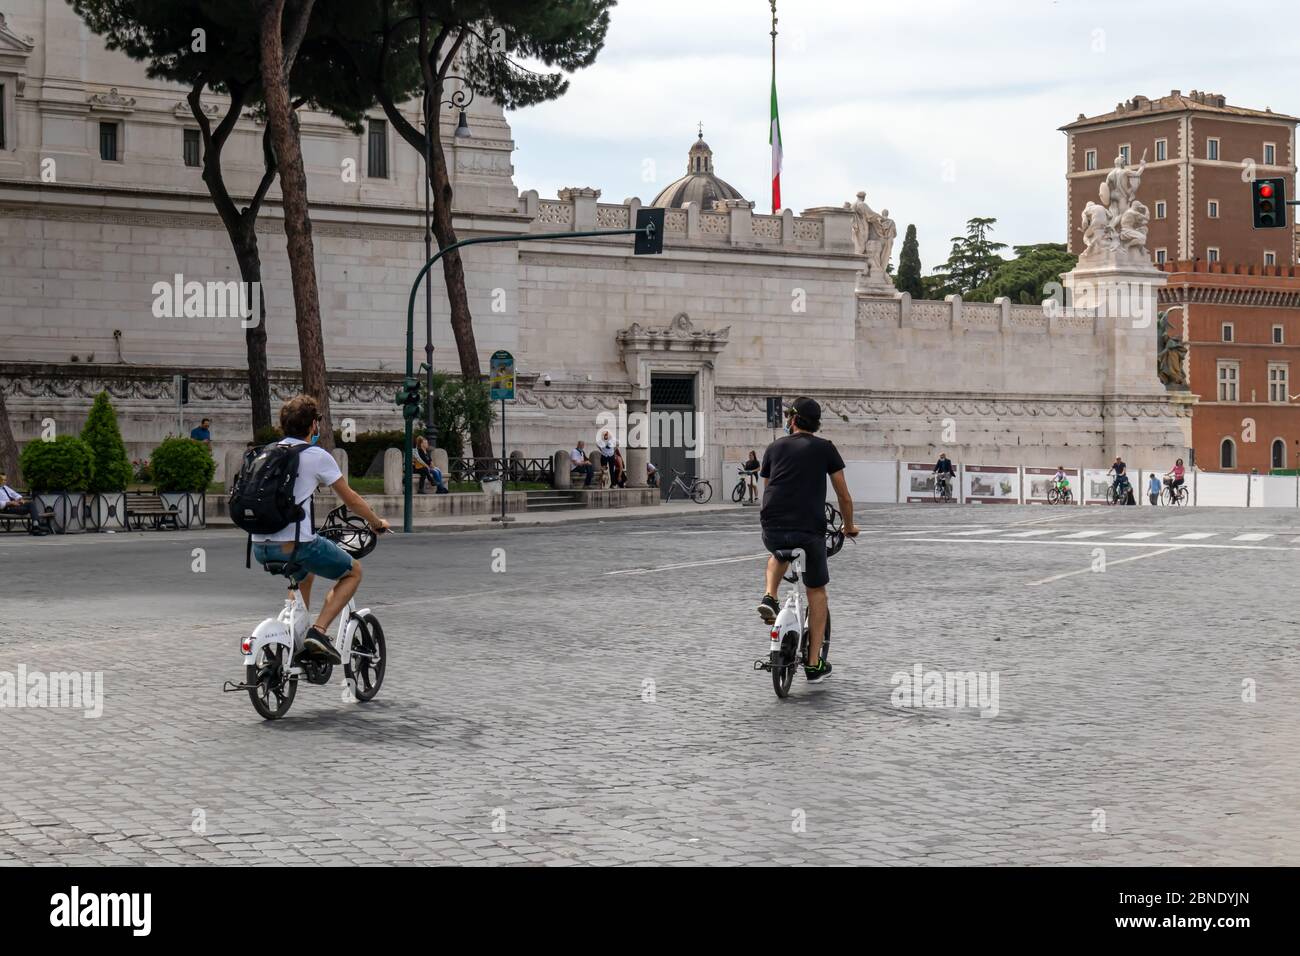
[617,312,730,354]
[1159,284,1300,308]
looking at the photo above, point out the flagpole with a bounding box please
[770,0,778,215]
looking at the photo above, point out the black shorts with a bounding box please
[762,529,829,588]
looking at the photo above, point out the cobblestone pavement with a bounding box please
[1,502,1298,865]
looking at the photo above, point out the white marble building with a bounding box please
[0,2,1189,487]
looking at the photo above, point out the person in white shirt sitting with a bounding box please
[0,470,50,536]
[570,441,594,488]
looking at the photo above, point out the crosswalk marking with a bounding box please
[1174,532,1217,540]
[1059,530,1107,539]
[1231,533,1272,541]
[949,529,1000,536]
[1003,529,1058,538]
[1117,531,1161,540]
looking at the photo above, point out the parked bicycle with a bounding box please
[731,468,759,503]
[753,505,850,699]
[223,506,388,720]
[664,468,713,503]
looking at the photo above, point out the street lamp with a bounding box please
[419,78,475,454]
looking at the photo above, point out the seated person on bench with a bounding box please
[0,471,50,536]
[413,435,448,494]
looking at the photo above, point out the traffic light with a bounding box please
[1252,177,1288,229]
[395,377,421,420]
[635,207,665,255]
[177,374,190,405]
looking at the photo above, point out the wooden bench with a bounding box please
[125,492,180,531]
[0,495,55,534]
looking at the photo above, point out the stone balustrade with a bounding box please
[856,292,1100,334]
[518,189,849,253]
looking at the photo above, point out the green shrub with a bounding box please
[18,435,95,492]
[150,437,216,492]
[80,391,133,492]
[253,425,284,446]
[337,429,405,477]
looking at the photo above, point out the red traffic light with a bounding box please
[1260,183,1275,198]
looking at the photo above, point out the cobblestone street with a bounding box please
[2,504,1298,865]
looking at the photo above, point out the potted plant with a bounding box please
[18,435,95,533]
[81,391,133,531]
[150,436,216,528]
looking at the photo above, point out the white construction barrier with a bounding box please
[962,464,1021,504]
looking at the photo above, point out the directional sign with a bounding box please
[489,349,515,401]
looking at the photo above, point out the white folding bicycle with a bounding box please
[753,505,848,698]
[223,506,387,720]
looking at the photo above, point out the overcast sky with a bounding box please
[509,0,1296,273]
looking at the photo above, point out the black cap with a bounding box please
[789,396,821,431]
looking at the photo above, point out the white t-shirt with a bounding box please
[250,438,342,543]
[0,485,21,504]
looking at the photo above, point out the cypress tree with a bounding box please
[81,390,133,493]
[894,224,924,299]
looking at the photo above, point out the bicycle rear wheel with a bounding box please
[692,481,713,504]
[772,628,798,698]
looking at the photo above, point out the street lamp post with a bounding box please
[419,77,476,454]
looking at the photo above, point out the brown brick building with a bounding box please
[1061,91,1298,269]
[1064,92,1300,472]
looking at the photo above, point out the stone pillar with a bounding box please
[431,447,449,474]
[1062,262,1190,467]
[716,198,754,244]
[553,450,571,488]
[382,448,403,496]
[330,447,348,479]
[224,448,247,490]
[559,186,601,231]
[624,398,649,488]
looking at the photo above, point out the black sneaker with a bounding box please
[303,626,342,665]
[757,594,779,624]
[804,660,833,683]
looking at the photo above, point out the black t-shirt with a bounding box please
[759,432,846,534]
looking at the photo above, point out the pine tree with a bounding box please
[81,391,133,493]
[894,224,924,299]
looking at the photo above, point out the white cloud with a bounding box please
[509,0,1300,272]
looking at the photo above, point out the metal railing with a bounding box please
[447,457,555,485]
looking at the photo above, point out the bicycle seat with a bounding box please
[772,548,804,562]
[261,559,303,578]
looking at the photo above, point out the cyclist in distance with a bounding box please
[756,397,859,683]
[933,453,955,497]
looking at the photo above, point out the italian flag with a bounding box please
[769,72,782,214]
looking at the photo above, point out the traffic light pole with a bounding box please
[400,220,660,532]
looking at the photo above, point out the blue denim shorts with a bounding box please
[253,535,355,582]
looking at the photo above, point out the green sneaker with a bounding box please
[804,660,832,683]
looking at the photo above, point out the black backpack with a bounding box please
[229,442,312,563]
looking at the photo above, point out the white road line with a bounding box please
[1059,530,1107,539]
[948,529,1000,536]
[899,537,1300,553]
[1117,531,1161,539]
[1231,533,1272,541]
[1002,529,1059,538]
[604,553,770,575]
[1027,547,1180,586]
[1174,532,1217,540]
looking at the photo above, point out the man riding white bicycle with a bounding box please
[756,397,859,683]
[245,395,389,665]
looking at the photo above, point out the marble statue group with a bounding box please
[1080,151,1152,266]
[850,191,897,289]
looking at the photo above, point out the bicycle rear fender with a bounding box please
[244,617,292,666]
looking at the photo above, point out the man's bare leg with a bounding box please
[806,585,828,665]
[765,556,788,599]
[314,561,362,634]
[297,574,314,610]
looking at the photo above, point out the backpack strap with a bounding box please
[245,534,252,570]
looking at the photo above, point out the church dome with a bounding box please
[652,130,747,209]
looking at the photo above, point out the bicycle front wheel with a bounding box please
[1047,487,1060,505]
[692,481,713,504]
[731,479,745,503]
[345,613,387,701]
